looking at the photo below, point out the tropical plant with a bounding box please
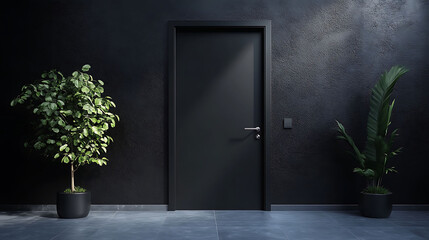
[11,64,119,192]
[336,66,408,193]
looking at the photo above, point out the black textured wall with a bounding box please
[1,0,428,205]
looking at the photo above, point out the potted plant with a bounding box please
[11,64,119,218]
[336,66,408,218]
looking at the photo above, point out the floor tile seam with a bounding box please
[214,210,220,240]
[47,225,70,240]
[273,223,291,240]
[280,227,347,240]
[343,225,364,240]
[91,211,117,226]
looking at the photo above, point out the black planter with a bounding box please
[359,192,392,218]
[57,191,91,219]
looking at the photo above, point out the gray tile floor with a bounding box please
[0,210,428,240]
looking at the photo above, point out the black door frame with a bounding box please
[168,21,272,211]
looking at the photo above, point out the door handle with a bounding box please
[244,127,260,132]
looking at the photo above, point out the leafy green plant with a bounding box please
[336,66,408,193]
[11,64,119,193]
[363,186,390,194]
[64,186,86,193]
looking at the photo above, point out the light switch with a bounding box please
[283,118,292,129]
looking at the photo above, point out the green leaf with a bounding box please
[83,104,91,111]
[94,98,102,105]
[60,144,68,151]
[45,109,53,116]
[91,126,101,136]
[69,152,76,160]
[61,110,73,115]
[88,81,95,89]
[57,99,65,106]
[81,86,90,93]
[58,119,65,127]
[336,121,365,168]
[97,86,104,93]
[83,73,90,81]
[52,128,60,133]
[46,139,56,144]
[34,141,44,150]
[353,168,375,178]
[62,155,69,163]
[54,153,60,159]
[98,80,104,86]
[95,159,107,166]
[72,79,80,88]
[49,119,57,127]
[49,103,57,110]
[83,128,88,137]
[82,64,91,72]
[45,96,52,102]
[386,167,398,174]
[72,71,79,77]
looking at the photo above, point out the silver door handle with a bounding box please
[244,127,260,132]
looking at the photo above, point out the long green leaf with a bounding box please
[336,120,366,168]
[364,66,408,163]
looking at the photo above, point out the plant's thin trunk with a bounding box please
[71,163,75,192]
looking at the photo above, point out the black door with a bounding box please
[169,22,271,210]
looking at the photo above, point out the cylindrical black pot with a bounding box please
[57,191,91,219]
[359,192,392,218]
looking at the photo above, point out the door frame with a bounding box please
[168,21,272,211]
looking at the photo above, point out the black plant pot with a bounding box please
[57,191,91,219]
[359,192,392,218]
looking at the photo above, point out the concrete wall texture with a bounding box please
[1,0,428,205]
